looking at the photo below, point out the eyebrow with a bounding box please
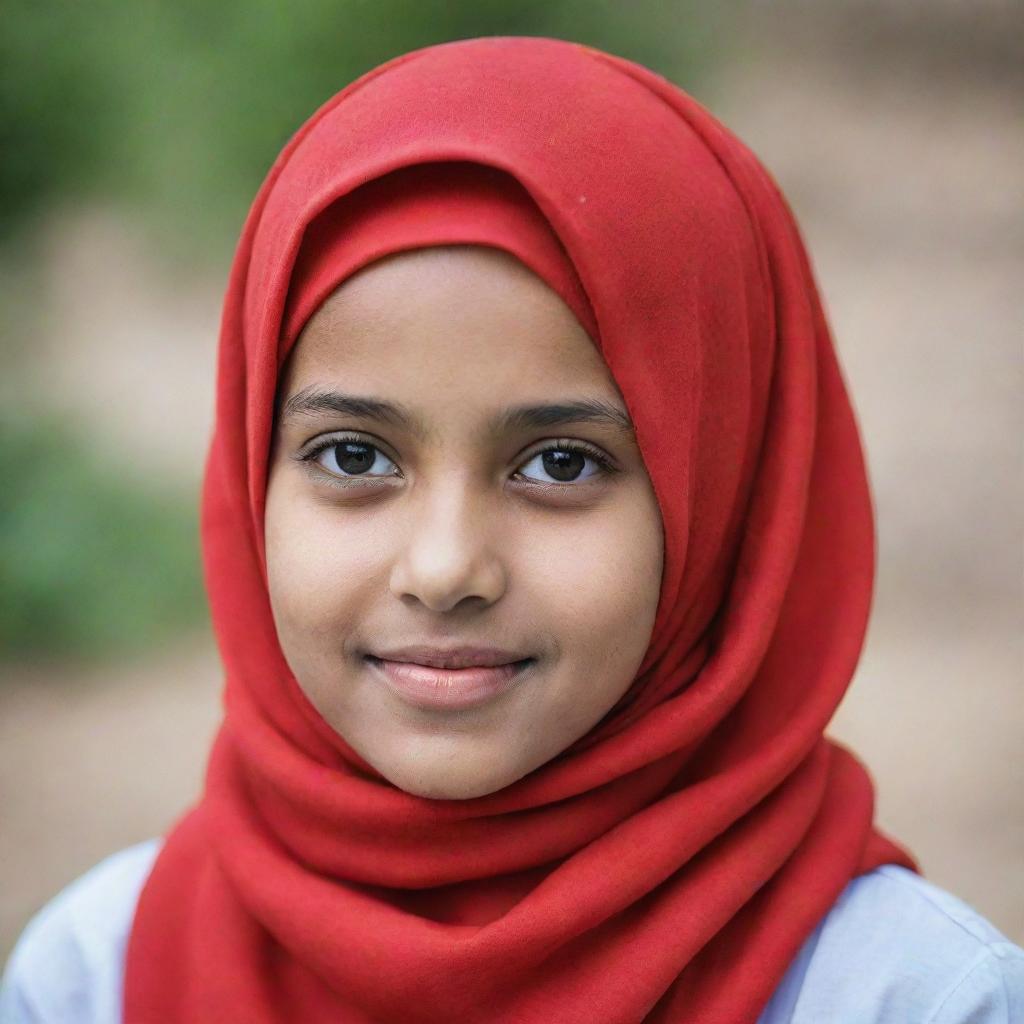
[279,385,635,439]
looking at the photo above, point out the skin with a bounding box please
[264,245,664,800]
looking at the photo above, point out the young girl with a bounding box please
[2,35,1021,1024]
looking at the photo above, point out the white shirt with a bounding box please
[2,839,1022,1022]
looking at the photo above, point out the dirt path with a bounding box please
[0,639,221,956]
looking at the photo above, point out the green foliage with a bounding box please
[1,0,727,259]
[0,415,205,661]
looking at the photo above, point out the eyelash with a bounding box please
[294,432,617,488]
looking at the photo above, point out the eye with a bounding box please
[306,437,399,479]
[515,442,613,485]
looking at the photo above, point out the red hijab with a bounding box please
[125,36,914,1023]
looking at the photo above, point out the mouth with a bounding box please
[364,652,536,711]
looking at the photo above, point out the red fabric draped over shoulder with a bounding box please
[124,36,914,1023]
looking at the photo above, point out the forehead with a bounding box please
[280,246,620,406]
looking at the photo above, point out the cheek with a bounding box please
[522,490,664,680]
[263,483,384,668]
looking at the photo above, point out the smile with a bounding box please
[365,655,535,711]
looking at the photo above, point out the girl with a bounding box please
[2,35,1021,1024]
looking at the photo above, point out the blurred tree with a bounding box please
[0,416,204,661]
[1,0,728,260]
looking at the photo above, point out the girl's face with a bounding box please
[265,246,664,799]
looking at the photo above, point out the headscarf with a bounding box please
[124,36,914,1023]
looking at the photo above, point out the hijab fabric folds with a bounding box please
[124,36,914,1023]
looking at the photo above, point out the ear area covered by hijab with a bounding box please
[124,36,914,1024]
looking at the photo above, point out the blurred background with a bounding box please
[1,0,1021,958]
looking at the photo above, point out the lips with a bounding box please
[365,648,535,711]
[369,644,531,669]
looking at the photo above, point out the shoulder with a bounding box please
[0,839,162,1024]
[763,865,1024,1024]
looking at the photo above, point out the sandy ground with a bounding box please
[2,15,1021,959]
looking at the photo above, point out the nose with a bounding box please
[388,478,508,613]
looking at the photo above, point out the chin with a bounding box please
[380,755,525,801]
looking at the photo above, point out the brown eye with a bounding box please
[516,445,608,484]
[315,441,398,479]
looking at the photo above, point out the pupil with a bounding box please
[336,442,374,474]
[543,449,584,482]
